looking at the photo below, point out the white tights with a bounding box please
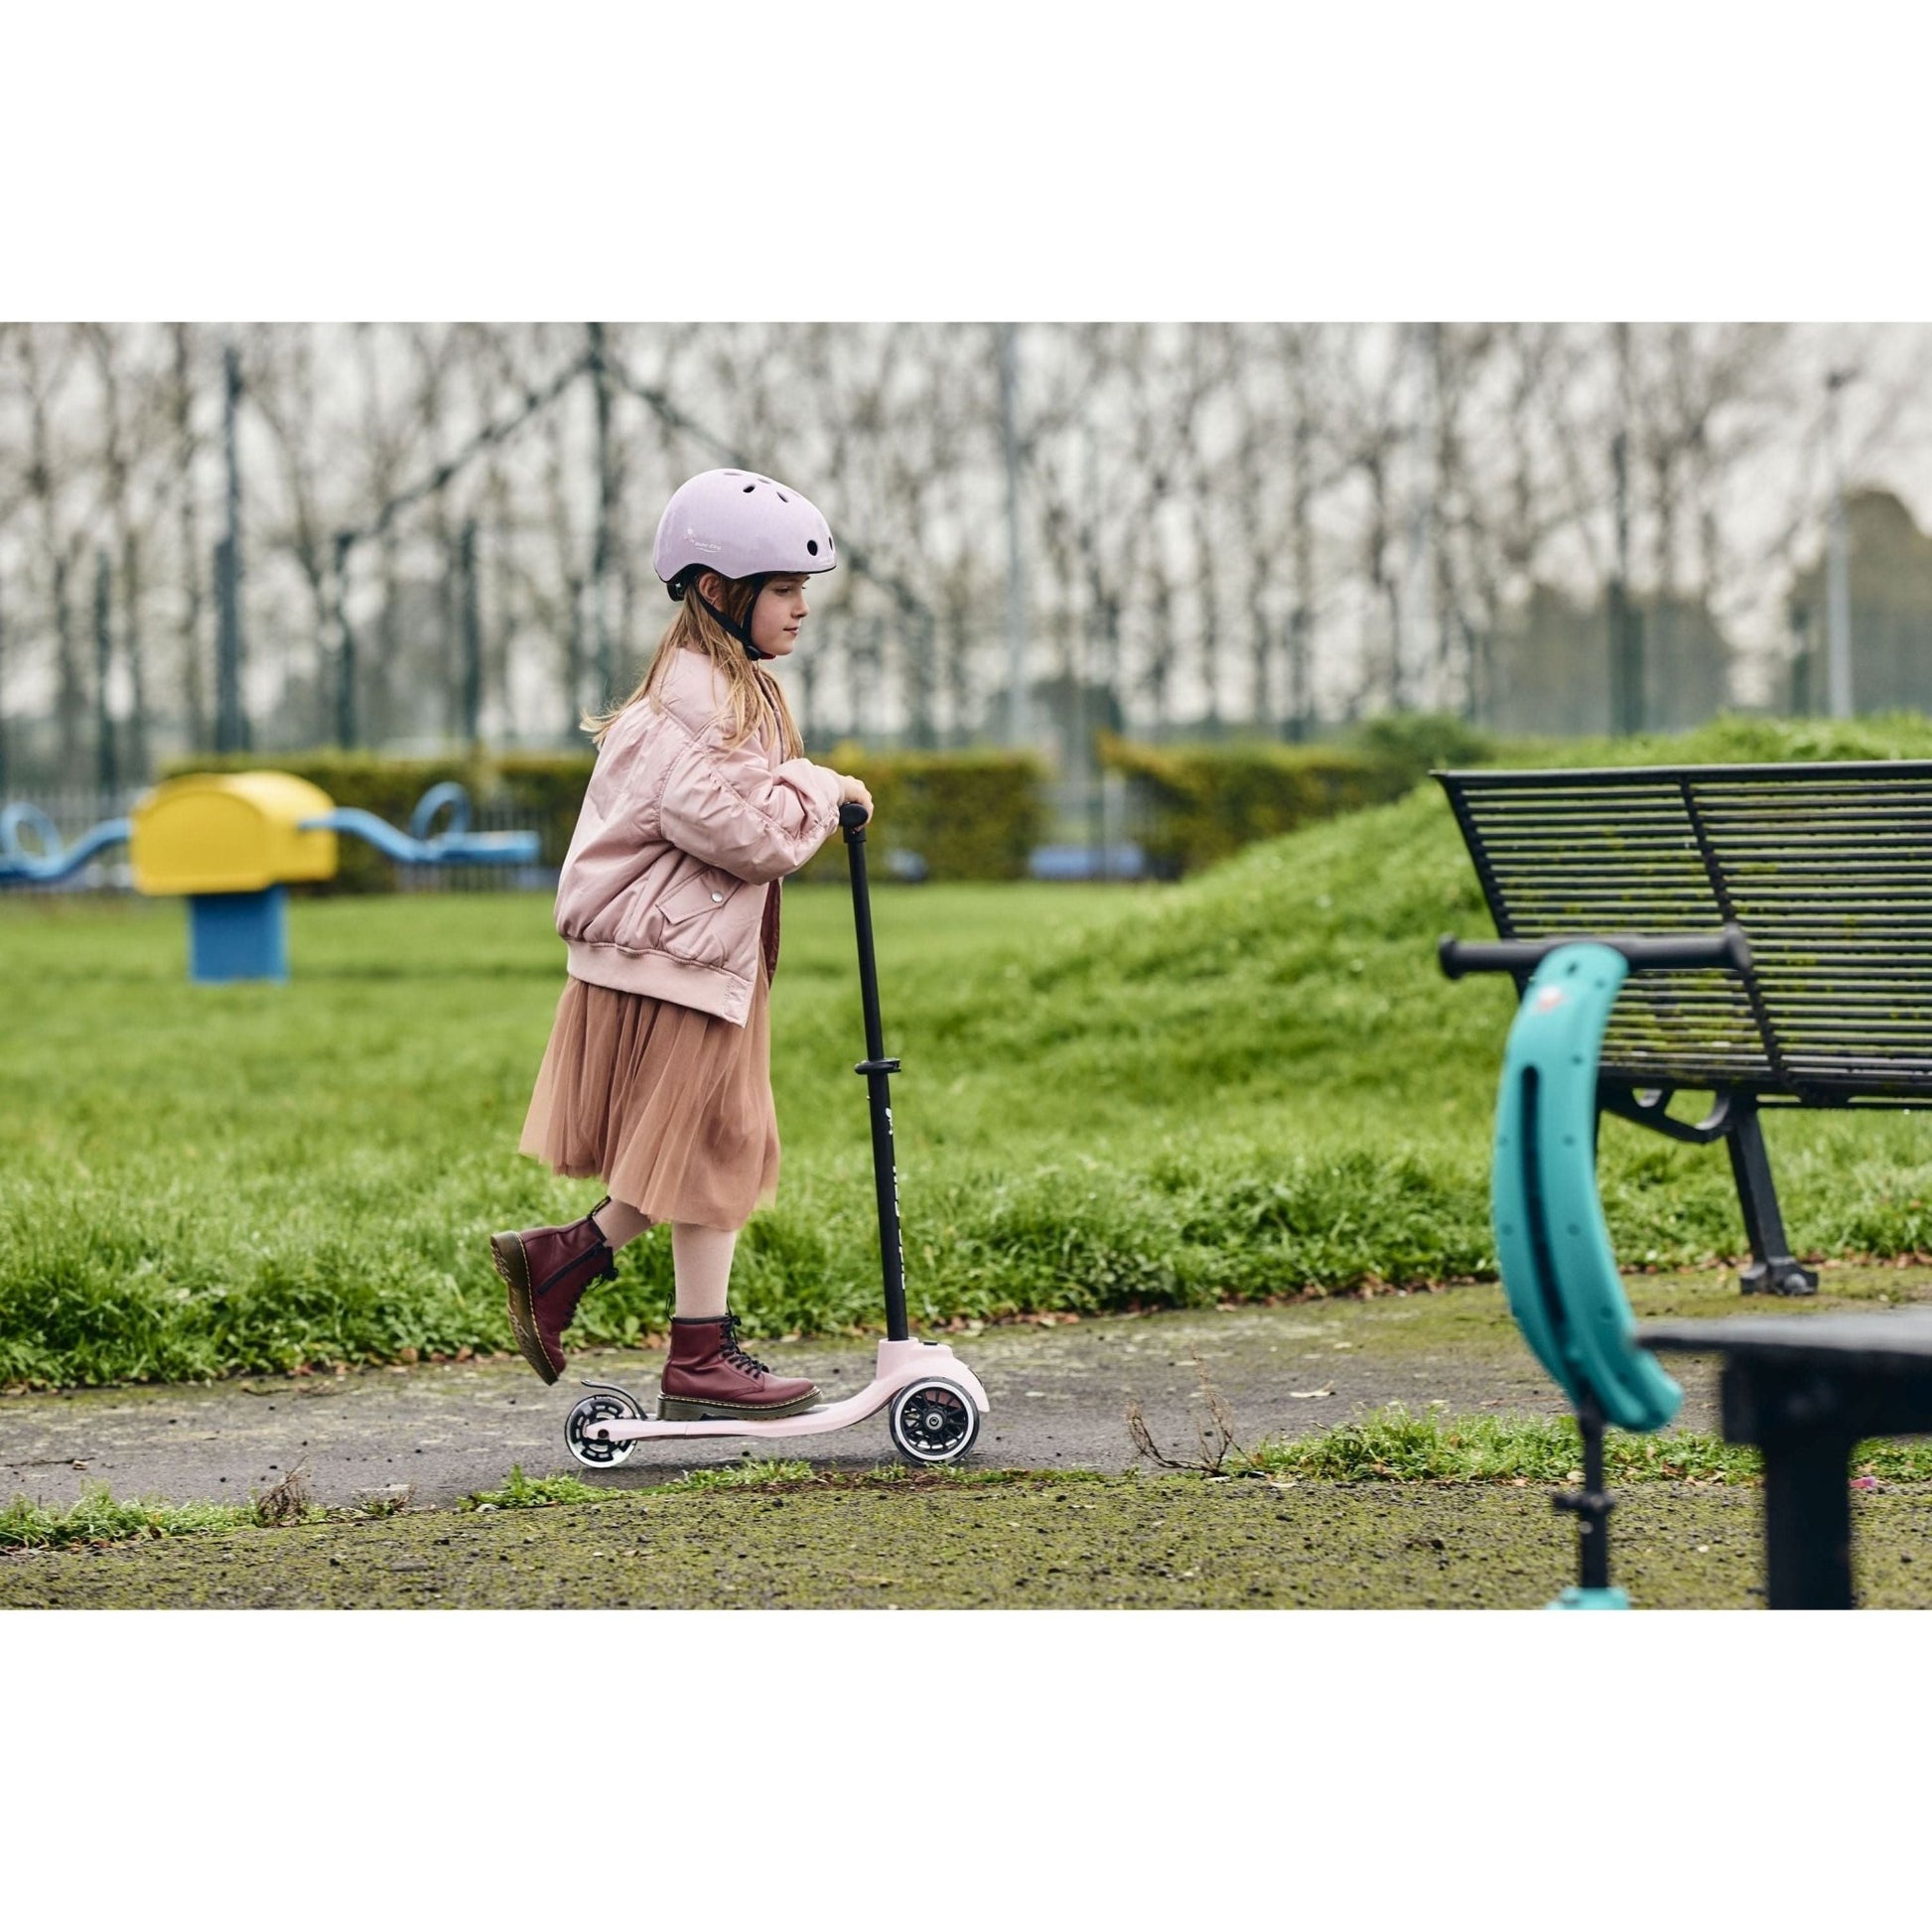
[590,1198,736,1320]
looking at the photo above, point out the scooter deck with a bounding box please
[582,1338,988,1445]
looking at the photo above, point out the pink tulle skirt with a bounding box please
[518,961,778,1231]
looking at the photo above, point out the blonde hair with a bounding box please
[583,574,803,759]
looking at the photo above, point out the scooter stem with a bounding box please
[842,802,910,1343]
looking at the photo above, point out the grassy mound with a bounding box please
[9,711,1932,1387]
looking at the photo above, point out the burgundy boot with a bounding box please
[658,1314,820,1420]
[490,1198,621,1385]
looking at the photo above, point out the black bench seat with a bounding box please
[1641,1310,1932,1607]
[1437,759,1932,1294]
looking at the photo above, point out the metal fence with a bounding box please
[1031,771,1152,881]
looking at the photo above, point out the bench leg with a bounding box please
[1759,1429,1858,1610]
[1722,1360,1857,1607]
[1725,1105,1818,1297]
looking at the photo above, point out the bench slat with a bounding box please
[1439,760,1932,1100]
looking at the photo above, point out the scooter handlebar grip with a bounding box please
[839,801,872,838]
[1614,926,1753,974]
[1439,924,1751,980]
[1439,935,1530,979]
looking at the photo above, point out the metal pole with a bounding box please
[588,321,617,704]
[1579,1400,1610,1591]
[172,323,207,752]
[460,518,483,746]
[1825,366,1856,720]
[331,530,356,749]
[1609,323,1639,736]
[214,339,248,753]
[1609,426,1631,733]
[1403,322,1435,712]
[999,323,1030,748]
[94,547,117,789]
[842,806,909,1342]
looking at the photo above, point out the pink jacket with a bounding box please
[553,647,846,1026]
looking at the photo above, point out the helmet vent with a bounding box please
[742,483,756,492]
[806,539,819,555]
[776,490,789,501]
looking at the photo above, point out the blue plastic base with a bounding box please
[1547,1585,1631,1610]
[187,887,289,984]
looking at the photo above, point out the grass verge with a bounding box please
[7,1467,1932,1609]
[0,1484,258,1551]
[1236,1405,1932,1485]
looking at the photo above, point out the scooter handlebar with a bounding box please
[839,801,872,838]
[1438,924,1752,980]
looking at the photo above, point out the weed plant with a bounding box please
[460,1465,605,1510]
[0,1484,255,1549]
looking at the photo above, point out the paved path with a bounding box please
[1,1285,1726,1513]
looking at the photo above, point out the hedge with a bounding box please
[163,744,1049,890]
[792,745,1049,884]
[1098,714,1496,876]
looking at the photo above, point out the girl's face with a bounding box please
[749,575,809,657]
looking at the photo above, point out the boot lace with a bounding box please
[720,1317,770,1380]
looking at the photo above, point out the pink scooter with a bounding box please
[564,804,990,1468]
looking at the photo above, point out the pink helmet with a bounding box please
[653,468,837,597]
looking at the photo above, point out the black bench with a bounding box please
[1641,1311,1932,1608]
[1437,759,1932,1296]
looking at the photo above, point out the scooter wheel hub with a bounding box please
[888,1378,980,1465]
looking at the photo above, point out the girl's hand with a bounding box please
[837,772,874,820]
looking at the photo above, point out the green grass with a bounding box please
[11,711,1932,1388]
[0,1481,269,1549]
[460,1464,606,1510]
[1239,1405,1932,1484]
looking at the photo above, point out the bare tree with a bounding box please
[9,319,1932,772]
[1279,323,1324,739]
[83,324,171,780]
[169,324,209,753]
[247,324,345,743]
[1332,329,1408,714]
[1180,325,1235,732]
[14,326,86,772]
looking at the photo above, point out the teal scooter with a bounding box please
[1441,926,1752,1608]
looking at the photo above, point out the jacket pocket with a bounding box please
[657,866,742,929]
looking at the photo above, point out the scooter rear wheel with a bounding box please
[888,1380,980,1465]
[566,1389,641,1468]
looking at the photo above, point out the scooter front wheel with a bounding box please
[566,1388,641,1468]
[888,1380,980,1465]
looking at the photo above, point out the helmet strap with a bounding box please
[692,577,773,662]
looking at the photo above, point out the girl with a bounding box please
[490,468,872,1416]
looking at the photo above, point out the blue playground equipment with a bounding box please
[1442,924,1752,1608]
[299,779,538,869]
[2,773,540,983]
[0,801,134,886]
